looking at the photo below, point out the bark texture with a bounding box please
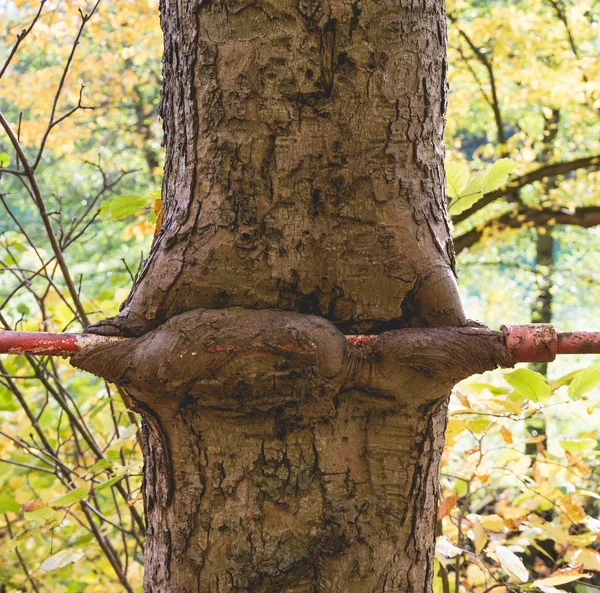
[93,0,462,338]
[76,0,516,591]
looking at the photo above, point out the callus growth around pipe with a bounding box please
[1,323,600,362]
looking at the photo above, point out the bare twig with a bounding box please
[32,2,102,170]
[0,111,91,327]
[0,0,47,80]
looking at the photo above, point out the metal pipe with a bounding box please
[1,325,600,362]
[557,331,600,356]
[0,331,125,356]
[501,324,600,362]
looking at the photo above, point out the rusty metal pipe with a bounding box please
[556,331,600,356]
[501,324,600,362]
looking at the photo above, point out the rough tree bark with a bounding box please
[73,1,514,591]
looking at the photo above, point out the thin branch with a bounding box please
[4,514,42,593]
[453,205,600,253]
[0,111,90,327]
[546,0,580,59]
[0,457,56,474]
[0,0,47,80]
[449,15,506,149]
[452,154,600,224]
[32,2,102,170]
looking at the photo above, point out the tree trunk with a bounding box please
[73,1,513,591]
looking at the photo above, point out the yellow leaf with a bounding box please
[567,549,600,571]
[473,520,487,553]
[454,390,471,408]
[437,493,458,520]
[532,463,543,484]
[533,573,589,587]
[500,426,513,444]
[465,562,486,588]
[446,418,467,444]
[479,514,505,531]
[562,497,586,523]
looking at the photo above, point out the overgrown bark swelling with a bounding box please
[75,312,513,592]
[77,0,514,591]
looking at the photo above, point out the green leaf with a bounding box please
[465,382,508,396]
[445,161,470,199]
[0,153,9,167]
[40,548,85,572]
[504,368,551,403]
[16,303,30,316]
[0,494,21,514]
[99,194,147,220]
[87,459,113,474]
[8,240,27,253]
[51,487,88,507]
[551,369,581,391]
[559,439,597,453]
[448,174,484,215]
[453,479,468,497]
[448,158,517,215]
[481,158,518,193]
[467,417,492,434]
[0,386,18,412]
[144,188,162,200]
[568,364,600,400]
[96,471,128,492]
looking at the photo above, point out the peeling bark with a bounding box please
[75,0,515,590]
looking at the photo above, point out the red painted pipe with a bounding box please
[557,331,600,356]
[0,331,125,356]
[501,324,600,362]
[1,325,600,362]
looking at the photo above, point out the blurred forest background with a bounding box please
[0,0,600,591]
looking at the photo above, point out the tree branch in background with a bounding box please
[0,111,91,327]
[0,0,47,80]
[32,1,101,170]
[452,154,600,224]
[546,0,580,60]
[448,14,507,150]
[453,205,600,254]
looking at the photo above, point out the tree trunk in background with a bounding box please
[73,1,513,591]
[526,108,559,455]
